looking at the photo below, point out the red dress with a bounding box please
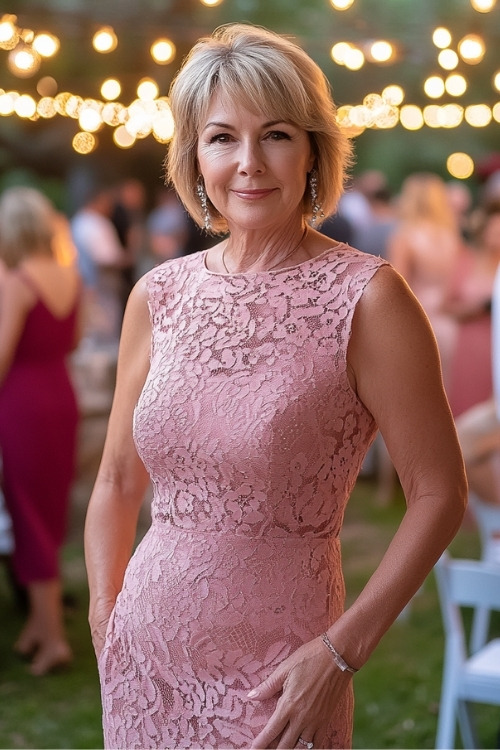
[0,273,79,585]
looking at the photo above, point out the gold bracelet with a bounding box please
[321,633,358,674]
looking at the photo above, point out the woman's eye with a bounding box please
[266,130,291,141]
[209,133,232,144]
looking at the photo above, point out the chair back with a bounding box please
[434,552,500,650]
[468,493,500,565]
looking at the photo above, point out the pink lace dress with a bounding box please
[98,245,386,749]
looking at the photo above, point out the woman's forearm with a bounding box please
[84,472,148,620]
[327,484,466,670]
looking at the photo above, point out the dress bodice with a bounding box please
[133,245,386,539]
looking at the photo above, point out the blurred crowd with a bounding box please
[0,161,500,674]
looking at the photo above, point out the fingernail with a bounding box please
[247,689,258,698]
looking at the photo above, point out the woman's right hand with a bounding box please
[89,598,115,657]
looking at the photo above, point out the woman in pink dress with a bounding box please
[444,203,500,417]
[85,24,466,749]
[0,187,81,675]
[387,172,464,390]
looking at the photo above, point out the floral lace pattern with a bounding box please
[98,245,387,749]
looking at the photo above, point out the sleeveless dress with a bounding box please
[98,245,387,749]
[0,272,79,585]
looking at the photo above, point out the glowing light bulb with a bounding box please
[330,0,355,9]
[458,34,485,64]
[7,43,40,77]
[151,38,176,64]
[93,27,117,53]
[101,78,121,101]
[424,75,445,99]
[369,41,394,63]
[33,32,59,57]
[470,0,496,11]
[438,49,459,70]
[433,27,452,49]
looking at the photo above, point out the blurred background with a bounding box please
[1,0,499,207]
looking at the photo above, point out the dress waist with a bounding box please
[150,517,339,543]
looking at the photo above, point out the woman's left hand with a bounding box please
[248,636,352,749]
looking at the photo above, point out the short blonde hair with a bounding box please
[0,186,56,267]
[166,23,352,234]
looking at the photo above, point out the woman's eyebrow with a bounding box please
[202,119,288,132]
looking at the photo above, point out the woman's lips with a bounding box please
[231,188,276,200]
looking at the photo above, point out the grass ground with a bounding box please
[0,475,498,749]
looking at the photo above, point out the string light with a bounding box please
[7,42,40,77]
[330,0,355,9]
[424,75,445,98]
[368,41,394,63]
[458,34,486,64]
[150,38,176,64]
[101,78,121,101]
[32,32,59,57]
[447,152,474,179]
[470,0,496,11]
[92,26,117,53]
[432,27,452,49]
[0,15,19,50]
[0,11,498,156]
[438,49,459,70]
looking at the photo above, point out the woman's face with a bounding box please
[197,91,314,232]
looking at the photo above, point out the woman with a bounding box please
[85,24,467,749]
[0,186,81,675]
[387,172,464,390]
[444,203,500,418]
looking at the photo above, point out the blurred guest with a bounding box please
[111,178,148,297]
[388,172,463,389]
[142,186,191,273]
[318,211,354,246]
[71,185,129,345]
[444,203,500,418]
[355,183,396,259]
[0,187,80,675]
[446,180,473,241]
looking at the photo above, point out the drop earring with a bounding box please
[309,168,324,227]
[197,176,211,232]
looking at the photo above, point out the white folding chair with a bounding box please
[434,551,500,749]
[468,492,500,653]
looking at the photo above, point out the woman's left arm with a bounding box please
[250,264,467,749]
[0,273,34,385]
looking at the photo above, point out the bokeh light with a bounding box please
[458,34,486,64]
[432,27,452,49]
[151,38,176,64]
[447,152,474,178]
[101,78,121,101]
[92,27,117,53]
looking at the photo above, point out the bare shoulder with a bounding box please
[355,263,431,337]
[349,264,441,399]
[0,268,36,311]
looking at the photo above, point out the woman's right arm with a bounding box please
[84,274,152,656]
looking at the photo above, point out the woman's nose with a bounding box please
[237,141,265,175]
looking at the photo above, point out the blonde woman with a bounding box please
[388,172,464,389]
[0,187,81,675]
[85,25,466,749]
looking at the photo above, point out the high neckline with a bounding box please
[202,242,348,278]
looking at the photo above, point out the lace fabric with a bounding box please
[98,245,387,749]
